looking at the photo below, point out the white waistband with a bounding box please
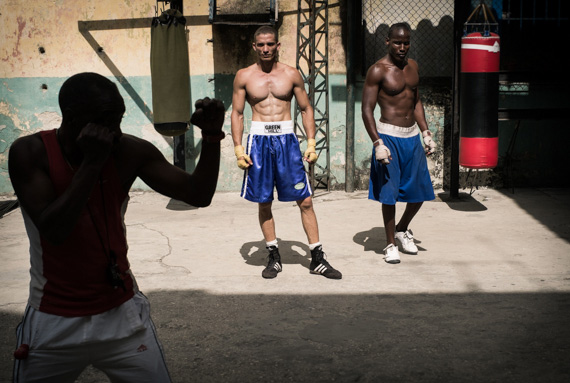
[250,120,294,135]
[377,121,419,138]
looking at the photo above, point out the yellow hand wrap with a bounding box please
[234,145,252,170]
[304,138,318,163]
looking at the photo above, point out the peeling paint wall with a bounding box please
[0,0,449,195]
[0,0,220,193]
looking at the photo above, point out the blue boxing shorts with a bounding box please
[368,122,435,205]
[241,120,312,203]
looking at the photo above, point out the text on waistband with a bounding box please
[264,124,282,133]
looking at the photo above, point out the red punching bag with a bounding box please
[459,5,500,169]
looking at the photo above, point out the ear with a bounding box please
[61,107,75,122]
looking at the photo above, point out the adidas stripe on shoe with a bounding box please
[309,246,342,279]
[262,246,282,279]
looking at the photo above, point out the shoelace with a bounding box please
[267,252,280,266]
[313,251,333,268]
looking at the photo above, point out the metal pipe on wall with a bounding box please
[171,0,186,170]
[450,0,468,198]
[345,0,357,192]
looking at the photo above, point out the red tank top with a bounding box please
[30,129,135,316]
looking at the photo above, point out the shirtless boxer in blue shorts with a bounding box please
[362,23,436,264]
[231,26,341,279]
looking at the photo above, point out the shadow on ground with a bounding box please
[437,192,488,212]
[438,188,570,243]
[239,238,312,269]
[2,291,569,382]
[498,188,570,243]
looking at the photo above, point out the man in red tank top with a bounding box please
[8,72,225,382]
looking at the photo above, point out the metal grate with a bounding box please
[362,0,455,78]
[295,0,330,191]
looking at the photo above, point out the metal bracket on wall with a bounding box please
[208,0,278,25]
[156,0,183,14]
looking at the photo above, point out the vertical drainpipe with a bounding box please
[450,0,467,198]
[345,0,356,193]
[174,0,186,170]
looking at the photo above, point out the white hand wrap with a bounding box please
[422,130,436,154]
[373,139,391,164]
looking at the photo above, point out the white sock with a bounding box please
[266,239,278,248]
[309,242,322,251]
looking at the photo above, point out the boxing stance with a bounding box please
[9,72,225,381]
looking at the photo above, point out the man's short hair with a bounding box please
[254,26,278,42]
[388,22,412,38]
[59,72,125,119]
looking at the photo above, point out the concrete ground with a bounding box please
[1,187,569,382]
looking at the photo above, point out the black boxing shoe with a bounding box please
[262,246,282,279]
[309,246,342,279]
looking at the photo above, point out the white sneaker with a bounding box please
[383,244,400,264]
[395,229,418,254]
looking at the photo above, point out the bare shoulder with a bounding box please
[365,59,388,82]
[279,62,299,75]
[407,58,419,71]
[9,133,45,160]
[11,132,42,147]
[8,132,48,181]
[117,133,157,154]
[235,65,258,90]
[278,63,302,82]
[235,64,257,79]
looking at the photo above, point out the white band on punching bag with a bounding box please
[461,42,500,53]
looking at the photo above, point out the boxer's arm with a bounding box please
[137,98,224,207]
[231,70,252,168]
[292,72,315,140]
[362,64,382,143]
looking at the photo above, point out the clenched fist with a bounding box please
[190,98,225,137]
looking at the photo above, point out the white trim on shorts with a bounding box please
[250,120,294,135]
[377,121,420,138]
[13,292,171,382]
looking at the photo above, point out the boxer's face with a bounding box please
[253,33,280,62]
[386,27,411,65]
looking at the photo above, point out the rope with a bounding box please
[464,2,498,36]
